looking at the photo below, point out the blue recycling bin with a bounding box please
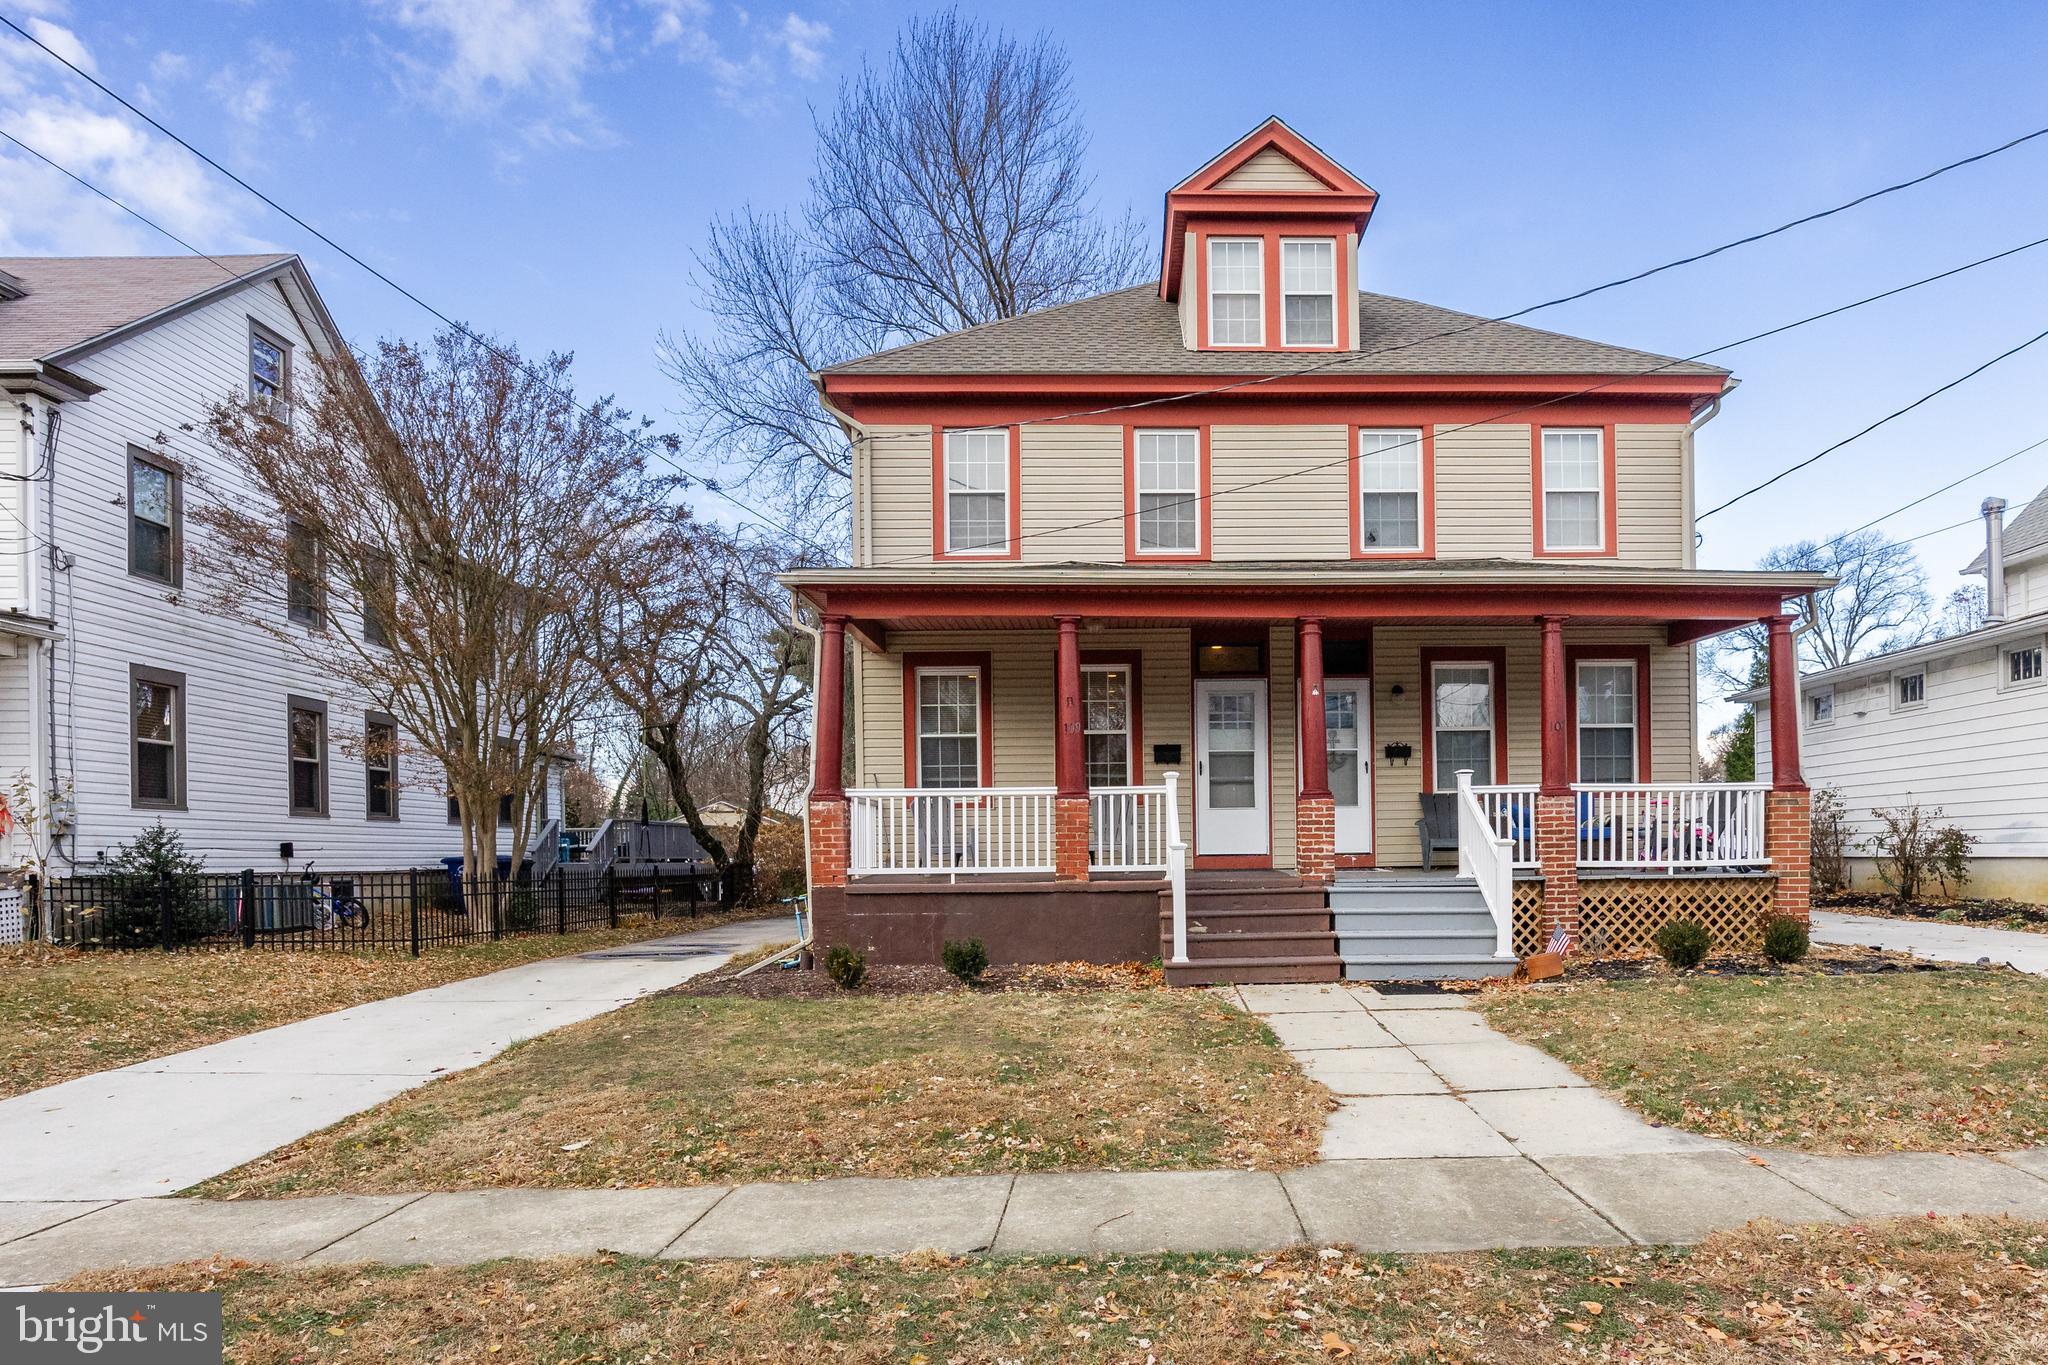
[439,855,518,909]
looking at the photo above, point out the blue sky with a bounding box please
[4,0,2048,593]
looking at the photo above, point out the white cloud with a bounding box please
[369,0,615,157]
[23,16,94,73]
[775,13,828,79]
[644,0,831,111]
[149,51,191,83]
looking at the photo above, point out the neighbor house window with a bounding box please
[2007,644,2044,687]
[1894,671,1926,709]
[285,520,325,628]
[358,550,394,648]
[1357,429,1423,552]
[1541,428,1606,552]
[1280,238,1336,346]
[1134,429,1199,555]
[1808,689,1834,724]
[127,449,181,585]
[914,666,981,788]
[943,429,1009,556]
[288,697,328,816]
[1431,662,1496,789]
[131,665,185,809]
[249,321,290,415]
[365,715,397,820]
[1575,660,1638,783]
[1082,665,1132,787]
[1207,238,1263,346]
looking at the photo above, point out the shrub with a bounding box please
[751,818,807,901]
[941,937,989,985]
[1761,915,1810,964]
[95,823,217,946]
[1809,787,1851,895]
[823,944,866,990]
[1931,824,1976,899]
[1871,802,1974,904]
[504,889,540,932]
[1652,918,1711,970]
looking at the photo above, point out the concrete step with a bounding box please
[1163,929,1339,961]
[1165,954,1343,986]
[1338,927,1497,957]
[1342,953,1517,982]
[1334,907,1496,935]
[1329,884,1486,912]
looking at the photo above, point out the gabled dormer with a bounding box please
[1161,117,1379,354]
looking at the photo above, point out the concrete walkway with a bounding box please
[1814,909,2048,977]
[0,919,788,1203]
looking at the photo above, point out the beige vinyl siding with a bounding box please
[1615,424,1686,566]
[864,424,932,565]
[1215,148,1324,190]
[1208,425,1349,559]
[1020,426,1123,561]
[1432,424,1533,557]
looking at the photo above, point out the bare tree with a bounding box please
[1933,582,1988,638]
[191,329,663,926]
[1703,531,1933,695]
[659,7,1146,532]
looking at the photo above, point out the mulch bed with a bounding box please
[1546,941,1954,984]
[1821,891,2048,932]
[669,957,1164,1000]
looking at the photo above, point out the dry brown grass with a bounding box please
[1481,968,2048,1152]
[60,1217,2048,1362]
[196,987,1328,1197]
[0,910,765,1099]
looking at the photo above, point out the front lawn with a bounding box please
[61,1218,2048,1362]
[0,910,761,1099]
[196,984,1327,1197]
[1480,969,2048,1152]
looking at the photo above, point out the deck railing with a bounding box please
[1088,785,1173,872]
[1454,771,1516,959]
[1468,784,1540,868]
[1574,783,1770,870]
[847,788,1058,876]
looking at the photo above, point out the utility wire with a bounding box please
[1804,432,2048,558]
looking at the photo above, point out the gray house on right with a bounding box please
[1741,494,2048,900]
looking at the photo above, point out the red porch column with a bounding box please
[1054,615,1090,881]
[1763,612,1811,923]
[807,614,848,889]
[1535,615,1578,950]
[1295,617,1334,881]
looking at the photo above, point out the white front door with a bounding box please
[1326,679,1372,856]
[1195,679,1269,856]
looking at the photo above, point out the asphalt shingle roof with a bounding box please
[822,284,1730,379]
[0,254,293,362]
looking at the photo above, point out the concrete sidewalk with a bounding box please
[1814,910,2048,977]
[0,918,788,1203]
[5,1146,2048,1283]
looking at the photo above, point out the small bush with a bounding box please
[941,937,989,985]
[504,889,540,932]
[1871,802,1975,904]
[823,944,866,990]
[1652,918,1711,970]
[1761,915,1810,964]
[96,823,218,946]
[1810,787,1851,895]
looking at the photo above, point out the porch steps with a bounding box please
[1330,876,1516,982]
[1157,886,1340,986]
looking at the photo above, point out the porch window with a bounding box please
[943,429,1009,556]
[1325,687,1360,806]
[1575,660,1638,783]
[915,667,981,788]
[1207,238,1263,346]
[1431,662,1495,788]
[1280,238,1335,346]
[1082,665,1132,786]
[1134,430,1200,554]
[1541,428,1605,551]
[1357,429,1423,551]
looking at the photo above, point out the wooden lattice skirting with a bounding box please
[1511,875,1778,958]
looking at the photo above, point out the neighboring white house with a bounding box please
[0,254,562,876]
[1742,496,2048,900]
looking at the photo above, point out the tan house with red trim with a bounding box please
[786,118,1825,984]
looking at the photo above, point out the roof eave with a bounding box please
[0,359,103,401]
[40,255,325,368]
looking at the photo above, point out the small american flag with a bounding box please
[1547,922,1576,957]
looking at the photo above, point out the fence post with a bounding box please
[555,868,567,935]
[158,870,174,952]
[606,866,618,928]
[408,867,422,958]
[24,873,39,944]
[651,865,663,921]
[240,869,257,949]
[491,876,503,941]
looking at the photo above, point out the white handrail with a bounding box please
[847,787,1058,876]
[1455,770,1515,959]
[1164,771,1188,964]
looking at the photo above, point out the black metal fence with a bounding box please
[22,862,724,956]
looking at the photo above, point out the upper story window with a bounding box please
[1540,428,1606,552]
[1356,429,1423,553]
[943,429,1009,556]
[1207,239,1263,346]
[128,448,181,586]
[249,321,291,417]
[1134,430,1200,556]
[358,550,395,648]
[365,715,398,820]
[288,697,328,816]
[285,519,326,628]
[1280,239,1336,346]
[1808,688,1834,725]
[1894,671,1926,709]
[2006,643,2044,689]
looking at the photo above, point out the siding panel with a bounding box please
[1208,425,1349,560]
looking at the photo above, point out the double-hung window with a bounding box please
[128,450,181,585]
[1082,665,1132,787]
[1134,429,1199,555]
[285,520,325,628]
[131,665,185,809]
[1431,662,1496,789]
[1207,238,1263,345]
[1541,428,1606,552]
[365,715,398,820]
[1280,239,1336,346]
[1575,660,1638,783]
[1357,429,1423,552]
[358,550,395,648]
[915,667,981,788]
[249,321,290,418]
[943,429,1009,556]
[288,697,328,816]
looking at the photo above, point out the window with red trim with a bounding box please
[1430,660,1497,789]
[913,665,982,787]
[1574,659,1638,782]
[1081,664,1134,786]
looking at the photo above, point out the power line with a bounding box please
[867,231,2048,565]
[1805,432,2048,558]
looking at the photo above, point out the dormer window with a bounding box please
[1281,239,1336,346]
[1207,239,1263,346]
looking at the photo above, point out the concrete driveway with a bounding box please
[0,919,788,1202]
[1813,910,2048,976]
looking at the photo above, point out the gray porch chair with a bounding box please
[1415,793,1459,871]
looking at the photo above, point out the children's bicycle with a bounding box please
[299,865,370,931]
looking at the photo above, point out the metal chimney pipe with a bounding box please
[1983,496,2008,625]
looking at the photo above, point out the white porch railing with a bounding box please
[1088,785,1173,872]
[847,788,1057,875]
[1574,783,1770,870]
[1164,772,1188,964]
[1469,784,1540,869]
[1454,771,1516,959]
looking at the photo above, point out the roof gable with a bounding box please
[1171,117,1372,195]
[0,254,343,366]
